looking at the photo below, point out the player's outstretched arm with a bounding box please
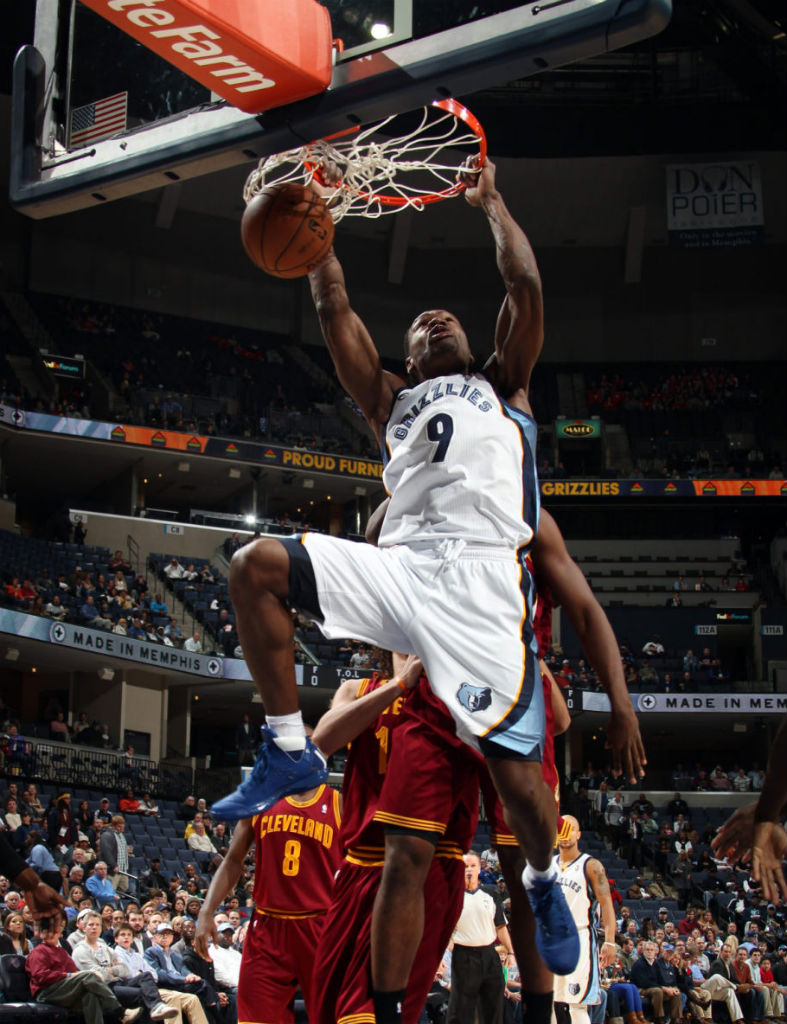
[194,817,254,960]
[462,157,543,398]
[532,509,646,782]
[308,250,402,435]
[586,858,617,967]
[312,656,423,757]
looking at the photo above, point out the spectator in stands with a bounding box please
[110,922,186,1022]
[26,911,139,1024]
[630,939,682,1023]
[92,799,112,825]
[207,920,241,995]
[731,944,767,1021]
[23,784,45,823]
[85,861,119,909]
[80,594,113,630]
[49,711,71,742]
[99,815,131,897]
[178,796,197,821]
[164,618,183,644]
[642,634,665,656]
[187,821,215,856]
[119,790,142,815]
[139,858,168,901]
[731,767,752,793]
[47,793,78,855]
[150,593,168,615]
[140,792,159,817]
[638,659,660,689]
[184,632,202,654]
[3,724,34,775]
[25,830,62,891]
[234,713,257,766]
[164,558,185,580]
[144,922,219,1010]
[109,550,133,573]
[605,791,627,851]
[0,909,30,955]
[127,617,145,640]
[666,592,682,608]
[734,576,749,592]
[44,594,69,619]
[113,617,129,636]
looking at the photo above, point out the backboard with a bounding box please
[10,0,671,218]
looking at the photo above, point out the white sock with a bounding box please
[266,712,306,751]
[522,862,558,889]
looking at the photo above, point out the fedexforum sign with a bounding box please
[79,0,332,113]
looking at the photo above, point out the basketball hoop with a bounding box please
[242,98,487,221]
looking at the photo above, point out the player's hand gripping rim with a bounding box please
[457,154,497,207]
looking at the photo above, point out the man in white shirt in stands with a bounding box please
[184,633,202,654]
[447,851,514,1024]
[209,921,242,992]
[164,558,185,580]
[186,821,215,856]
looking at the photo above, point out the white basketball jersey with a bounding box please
[554,853,595,929]
[553,851,601,1007]
[379,373,539,549]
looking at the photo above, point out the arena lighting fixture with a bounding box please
[177,461,190,472]
[370,21,392,39]
[228,468,242,479]
[302,479,315,489]
[5,648,19,661]
[98,667,115,681]
[244,514,256,525]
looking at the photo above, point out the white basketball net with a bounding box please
[242,104,485,221]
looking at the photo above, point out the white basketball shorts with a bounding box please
[294,532,544,761]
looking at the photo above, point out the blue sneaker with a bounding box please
[211,726,328,821]
[525,874,580,975]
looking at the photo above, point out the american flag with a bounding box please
[70,91,128,147]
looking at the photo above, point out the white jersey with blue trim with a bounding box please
[378,372,539,550]
[553,851,601,1006]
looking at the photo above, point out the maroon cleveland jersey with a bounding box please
[251,783,342,916]
[339,675,410,865]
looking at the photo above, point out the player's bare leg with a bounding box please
[498,845,554,1024]
[228,539,297,716]
[486,760,555,869]
[211,539,328,820]
[486,759,578,975]
[371,832,436,1016]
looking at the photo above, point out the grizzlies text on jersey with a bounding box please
[379,372,539,550]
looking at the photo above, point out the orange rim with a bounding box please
[307,98,487,207]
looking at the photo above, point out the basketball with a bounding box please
[241,182,335,279]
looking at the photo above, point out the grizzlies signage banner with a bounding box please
[666,161,764,248]
[1,403,784,496]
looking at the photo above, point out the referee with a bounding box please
[447,851,514,1024]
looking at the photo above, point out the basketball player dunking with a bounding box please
[194,783,342,1021]
[553,816,618,1024]
[213,158,646,1014]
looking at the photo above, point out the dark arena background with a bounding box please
[0,0,785,1019]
